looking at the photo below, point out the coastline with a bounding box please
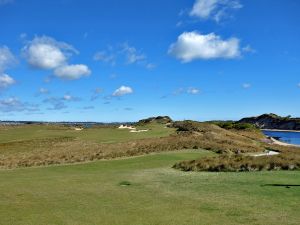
[269,137,299,147]
[261,129,300,133]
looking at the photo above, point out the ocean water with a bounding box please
[262,130,300,145]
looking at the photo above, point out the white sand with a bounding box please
[118,125,135,130]
[253,150,280,157]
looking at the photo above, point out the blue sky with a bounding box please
[0,0,299,122]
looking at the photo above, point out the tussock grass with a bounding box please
[173,143,300,172]
[0,122,265,168]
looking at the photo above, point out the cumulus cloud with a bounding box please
[112,86,133,97]
[0,97,39,112]
[22,36,91,80]
[23,36,78,70]
[190,0,242,22]
[0,74,15,89]
[54,64,91,80]
[0,46,16,72]
[168,31,240,62]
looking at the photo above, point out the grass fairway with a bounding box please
[0,150,300,225]
[0,123,175,145]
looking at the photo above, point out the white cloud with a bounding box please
[190,0,218,19]
[93,51,116,65]
[0,46,16,72]
[54,64,91,80]
[22,36,92,81]
[168,31,240,62]
[187,87,200,94]
[63,95,73,101]
[0,47,16,90]
[242,45,256,53]
[94,43,155,69]
[146,63,156,70]
[190,0,242,22]
[297,83,300,88]
[242,83,251,89]
[122,43,146,64]
[23,36,78,70]
[173,87,200,96]
[112,86,133,97]
[0,74,15,89]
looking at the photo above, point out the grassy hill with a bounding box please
[0,121,268,168]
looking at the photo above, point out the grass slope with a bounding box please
[0,150,300,225]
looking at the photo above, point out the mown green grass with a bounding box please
[0,150,299,225]
[0,123,175,144]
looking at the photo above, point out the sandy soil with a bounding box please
[262,129,300,133]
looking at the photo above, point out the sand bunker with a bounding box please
[118,125,135,130]
[118,125,149,133]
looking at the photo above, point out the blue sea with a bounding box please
[262,130,300,145]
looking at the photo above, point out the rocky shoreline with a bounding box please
[239,113,300,130]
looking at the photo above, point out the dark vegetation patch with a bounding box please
[261,184,300,188]
[211,121,257,131]
[119,181,132,186]
[136,116,172,125]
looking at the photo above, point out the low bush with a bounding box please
[211,121,257,130]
